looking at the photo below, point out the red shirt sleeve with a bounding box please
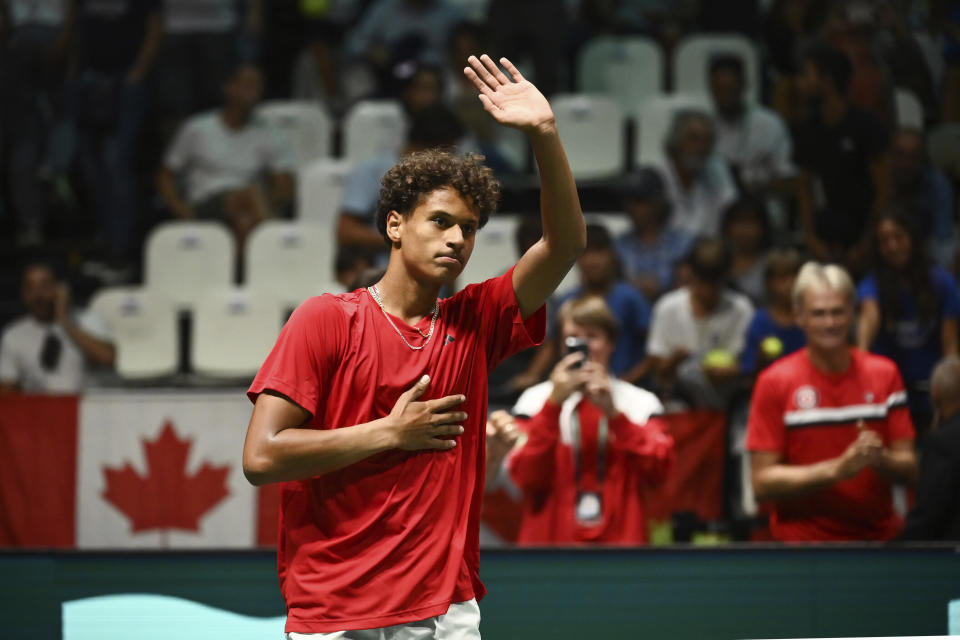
[746,369,787,453]
[609,413,675,483]
[246,295,346,417]
[463,265,546,370]
[884,366,916,443]
[508,400,561,493]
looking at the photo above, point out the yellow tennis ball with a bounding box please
[703,348,736,369]
[761,336,784,359]
[300,0,328,17]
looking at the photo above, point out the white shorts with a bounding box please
[285,599,481,640]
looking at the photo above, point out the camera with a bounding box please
[564,336,589,369]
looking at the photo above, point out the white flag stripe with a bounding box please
[76,390,255,549]
[784,390,908,427]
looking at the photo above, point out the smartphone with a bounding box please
[564,336,589,369]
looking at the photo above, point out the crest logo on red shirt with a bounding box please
[794,385,819,410]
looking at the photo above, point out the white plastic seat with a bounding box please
[673,34,759,102]
[89,287,179,379]
[456,214,520,290]
[296,157,353,225]
[554,213,633,297]
[577,36,664,118]
[144,221,235,311]
[342,100,406,163]
[551,94,625,180]
[191,287,286,378]
[635,93,712,167]
[245,220,342,308]
[895,87,924,129]
[257,100,333,169]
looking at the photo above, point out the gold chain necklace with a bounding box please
[367,285,439,350]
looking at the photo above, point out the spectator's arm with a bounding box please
[870,438,918,486]
[268,171,294,210]
[857,298,881,351]
[156,167,194,219]
[337,212,389,249]
[0,329,20,392]
[126,9,162,84]
[508,402,562,494]
[943,316,959,356]
[751,450,848,501]
[507,340,557,391]
[55,286,115,367]
[609,413,673,483]
[797,169,830,260]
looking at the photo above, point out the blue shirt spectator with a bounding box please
[739,308,806,374]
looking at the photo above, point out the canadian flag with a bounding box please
[0,392,279,548]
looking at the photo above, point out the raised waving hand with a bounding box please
[463,54,555,135]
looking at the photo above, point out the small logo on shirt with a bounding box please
[443,334,456,346]
[794,385,819,410]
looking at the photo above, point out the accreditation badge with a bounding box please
[575,491,602,524]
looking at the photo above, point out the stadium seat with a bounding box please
[635,93,712,167]
[457,214,520,289]
[342,99,406,163]
[554,213,632,297]
[894,87,924,129]
[88,287,179,379]
[551,94,625,180]
[673,34,759,102]
[245,220,342,308]
[296,157,353,225]
[190,287,286,378]
[257,100,333,168]
[144,222,235,311]
[576,35,664,119]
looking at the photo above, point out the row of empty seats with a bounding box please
[96,213,630,379]
[262,33,762,170]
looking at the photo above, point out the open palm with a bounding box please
[464,55,555,134]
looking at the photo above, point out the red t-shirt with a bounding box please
[746,348,915,541]
[507,382,673,545]
[247,267,545,633]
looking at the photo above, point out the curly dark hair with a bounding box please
[375,149,500,243]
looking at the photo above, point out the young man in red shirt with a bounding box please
[241,55,585,637]
[746,262,918,541]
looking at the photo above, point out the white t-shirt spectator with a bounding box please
[713,104,795,190]
[646,286,754,360]
[0,310,111,393]
[164,111,293,204]
[344,0,464,67]
[656,155,738,237]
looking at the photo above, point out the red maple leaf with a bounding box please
[102,421,231,532]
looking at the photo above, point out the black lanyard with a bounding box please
[569,404,609,489]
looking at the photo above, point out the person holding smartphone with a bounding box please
[504,295,674,545]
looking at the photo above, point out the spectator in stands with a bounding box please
[747,261,917,541]
[486,0,564,97]
[553,224,651,382]
[506,295,674,545]
[154,0,260,134]
[646,237,753,409]
[1,0,74,245]
[0,262,114,393]
[656,109,739,237]
[343,0,464,89]
[887,128,957,269]
[708,54,795,193]
[336,104,467,260]
[793,41,890,272]
[157,63,294,250]
[739,246,806,376]
[900,354,960,540]
[763,0,831,124]
[615,168,694,302]
[68,0,162,270]
[856,208,960,439]
[721,196,774,305]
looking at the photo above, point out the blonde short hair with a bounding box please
[791,261,856,310]
[557,295,620,342]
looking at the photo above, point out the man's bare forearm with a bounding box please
[530,126,585,265]
[243,417,396,486]
[752,458,842,502]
